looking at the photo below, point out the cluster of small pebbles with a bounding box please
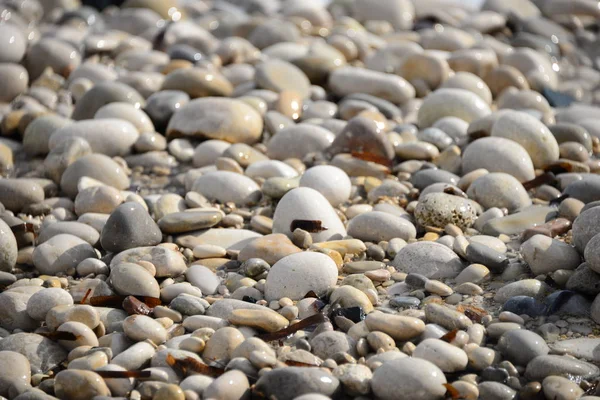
[2,0,600,399]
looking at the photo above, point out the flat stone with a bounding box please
[60,154,130,198]
[424,303,472,330]
[495,279,548,303]
[254,367,339,399]
[413,338,468,372]
[267,124,335,160]
[176,228,261,251]
[158,211,222,233]
[329,66,415,104]
[229,308,289,332]
[161,68,233,98]
[238,233,301,266]
[483,206,554,236]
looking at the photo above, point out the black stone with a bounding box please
[465,243,509,273]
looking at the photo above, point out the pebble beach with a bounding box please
[1,0,600,399]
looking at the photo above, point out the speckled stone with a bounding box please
[415,192,477,230]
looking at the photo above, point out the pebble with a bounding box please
[100,202,162,253]
[424,304,473,330]
[371,358,447,400]
[264,252,338,301]
[329,66,415,104]
[299,165,351,207]
[347,211,416,242]
[167,98,263,144]
[0,218,17,272]
[60,154,130,198]
[191,171,261,206]
[0,350,30,397]
[110,246,186,278]
[467,173,532,212]
[415,192,478,230]
[392,241,464,278]
[109,262,160,298]
[497,330,549,366]
[228,308,289,332]
[462,137,535,182]
[0,179,45,213]
[254,367,340,399]
[521,235,581,275]
[525,355,599,381]
[54,370,110,400]
[414,338,468,372]
[203,370,249,400]
[32,234,97,275]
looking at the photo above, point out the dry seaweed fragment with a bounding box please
[165,354,224,378]
[290,219,328,233]
[257,313,326,342]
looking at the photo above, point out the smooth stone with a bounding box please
[23,114,72,156]
[202,327,244,364]
[26,288,73,321]
[272,187,346,243]
[491,111,559,168]
[37,221,99,245]
[326,116,395,161]
[161,68,233,98]
[44,137,93,185]
[264,252,338,301]
[72,81,144,121]
[371,358,447,400]
[502,296,548,317]
[176,228,261,251]
[497,330,549,366]
[54,370,110,400]
[95,102,154,133]
[482,206,555,236]
[256,60,310,99]
[74,186,123,215]
[418,89,491,128]
[238,234,301,265]
[123,315,167,345]
[266,124,335,160]
[347,211,416,242]
[564,175,600,204]
[455,264,490,284]
[158,211,222,233]
[573,207,600,252]
[0,291,37,332]
[167,98,263,144]
[411,169,459,191]
[310,331,357,360]
[0,350,30,396]
[0,64,28,102]
[0,218,17,272]
[413,338,468,372]
[299,165,351,207]
[192,140,231,168]
[332,363,372,396]
[542,376,584,400]
[255,367,339,399]
[550,338,600,362]
[60,154,130,198]
[0,333,67,374]
[467,173,532,212]
[0,179,45,213]
[477,382,516,400]
[365,312,425,341]
[425,303,473,330]
[368,181,410,202]
[0,24,26,63]
[32,234,96,275]
[109,262,160,298]
[566,264,600,296]
[525,355,599,381]
[462,137,535,182]
[203,370,249,400]
[110,246,186,278]
[415,192,477,230]
[494,280,548,303]
[144,90,190,132]
[100,202,162,253]
[191,171,261,207]
[392,241,464,279]
[521,235,581,275]
[229,308,288,333]
[330,285,374,313]
[185,265,220,295]
[353,0,414,29]
[245,160,298,179]
[329,66,415,105]
[465,243,509,273]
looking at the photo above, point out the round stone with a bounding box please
[299,165,352,207]
[72,81,145,120]
[0,64,28,103]
[467,173,532,212]
[95,102,155,133]
[491,111,559,168]
[109,262,160,298]
[256,60,311,99]
[0,24,26,63]
[265,252,338,301]
[497,329,549,366]
[413,338,468,372]
[417,88,492,128]
[26,288,73,321]
[54,370,110,400]
[266,124,335,160]
[0,351,30,397]
[32,234,97,275]
[462,137,535,182]
[60,154,130,198]
[0,179,45,213]
[191,171,261,206]
[371,357,447,400]
[521,235,581,275]
[0,218,17,272]
[123,315,167,345]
